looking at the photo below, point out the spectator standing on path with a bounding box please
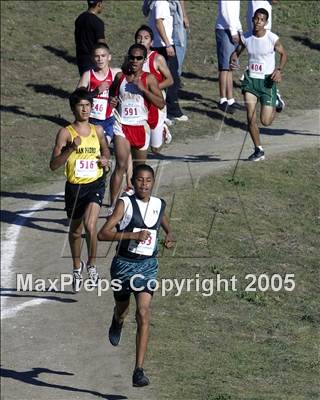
[215,0,242,114]
[172,0,190,77]
[230,8,287,162]
[144,0,189,123]
[75,0,106,76]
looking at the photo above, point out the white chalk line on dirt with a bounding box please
[1,193,64,320]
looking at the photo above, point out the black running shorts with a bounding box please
[64,176,105,219]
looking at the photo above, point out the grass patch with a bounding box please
[1,1,320,190]
[122,149,319,399]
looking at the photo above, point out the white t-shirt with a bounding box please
[215,0,242,36]
[243,30,279,78]
[149,1,173,48]
[247,0,272,32]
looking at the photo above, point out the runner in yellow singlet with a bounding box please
[50,88,110,292]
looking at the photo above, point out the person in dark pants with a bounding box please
[75,0,107,76]
[147,0,188,123]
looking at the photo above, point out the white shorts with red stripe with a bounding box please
[150,105,167,149]
[114,120,150,151]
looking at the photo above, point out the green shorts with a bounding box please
[241,71,277,107]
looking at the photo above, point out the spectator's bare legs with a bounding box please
[219,70,233,100]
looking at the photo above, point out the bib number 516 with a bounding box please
[79,160,96,169]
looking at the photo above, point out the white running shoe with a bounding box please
[174,114,189,122]
[87,264,99,287]
[72,261,84,293]
[106,206,115,217]
[165,118,174,127]
[163,124,172,145]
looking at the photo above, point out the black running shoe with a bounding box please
[276,91,285,113]
[248,147,265,162]
[108,314,123,346]
[132,368,150,387]
[218,101,228,112]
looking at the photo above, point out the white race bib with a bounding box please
[90,98,108,120]
[75,159,98,178]
[249,62,265,79]
[121,100,140,118]
[128,228,157,256]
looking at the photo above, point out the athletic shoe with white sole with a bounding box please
[173,114,189,122]
[72,261,85,293]
[108,313,123,346]
[165,118,173,127]
[276,91,285,113]
[132,368,150,387]
[87,264,99,287]
[248,147,265,162]
[163,124,172,144]
[106,206,115,217]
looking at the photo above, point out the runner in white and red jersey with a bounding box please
[135,25,173,153]
[78,43,121,144]
[108,44,165,207]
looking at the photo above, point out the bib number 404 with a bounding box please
[250,63,263,72]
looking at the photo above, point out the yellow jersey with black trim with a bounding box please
[65,124,103,184]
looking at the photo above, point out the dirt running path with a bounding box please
[1,110,319,400]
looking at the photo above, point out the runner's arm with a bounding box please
[155,54,174,90]
[95,125,111,167]
[97,200,150,242]
[140,74,165,109]
[49,128,78,171]
[77,70,90,89]
[230,42,245,70]
[161,214,174,249]
[270,39,288,82]
[108,72,122,107]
